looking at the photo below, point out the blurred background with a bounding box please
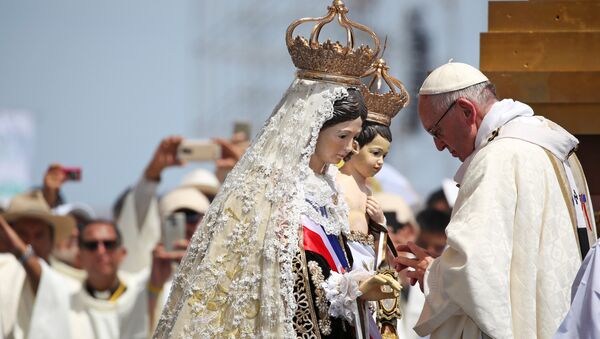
[0,0,488,215]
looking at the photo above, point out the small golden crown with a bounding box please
[360,58,409,126]
[286,0,380,86]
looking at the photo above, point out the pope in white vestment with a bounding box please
[415,133,582,338]
[398,62,597,339]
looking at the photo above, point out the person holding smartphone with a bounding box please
[147,186,209,329]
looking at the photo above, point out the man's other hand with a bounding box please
[394,241,434,292]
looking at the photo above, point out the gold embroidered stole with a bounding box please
[546,151,598,259]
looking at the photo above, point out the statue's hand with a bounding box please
[358,273,401,301]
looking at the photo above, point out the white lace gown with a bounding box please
[153,80,355,339]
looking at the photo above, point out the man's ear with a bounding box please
[458,98,477,124]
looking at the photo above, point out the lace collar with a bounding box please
[302,165,350,236]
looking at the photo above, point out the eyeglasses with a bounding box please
[426,99,458,138]
[80,240,119,251]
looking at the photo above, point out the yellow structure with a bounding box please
[481,0,600,222]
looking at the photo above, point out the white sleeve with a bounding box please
[554,239,600,338]
[117,188,161,273]
[27,260,73,339]
[132,177,160,229]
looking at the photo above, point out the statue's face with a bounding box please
[313,117,363,166]
[348,134,390,179]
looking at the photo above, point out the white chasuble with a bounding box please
[415,138,581,339]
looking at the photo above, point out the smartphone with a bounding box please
[177,140,222,162]
[62,167,82,181]
[163,212,185,251]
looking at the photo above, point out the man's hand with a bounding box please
[213,138,245,183]
[0,215,27,257]
[44,164,66,191]
[42,164,66,207]
[394,242,434,292]
[149,242,187,289]
[144,136,184,181]
[366,196,386,226]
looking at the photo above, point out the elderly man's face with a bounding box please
[12,218,54,261]
[418,96,477,162]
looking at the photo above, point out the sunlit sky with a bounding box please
[0,0,487,215]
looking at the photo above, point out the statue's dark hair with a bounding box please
[321,88,368,130]
[355,121,392,148]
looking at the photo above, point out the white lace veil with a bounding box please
[153,78,352,338]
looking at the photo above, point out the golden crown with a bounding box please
[360,58,409,126]
[286,0,380,85]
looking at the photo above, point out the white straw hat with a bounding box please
[159,187,210,218]
[180,169,220,196]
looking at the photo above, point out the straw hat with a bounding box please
[2,191,76,244]
[159,187,210,218]
[179,169,221,196]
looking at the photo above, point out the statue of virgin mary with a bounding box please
[153,2,399,338]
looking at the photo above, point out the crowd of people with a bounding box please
[0,130,244,337]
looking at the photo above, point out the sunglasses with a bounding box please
[80,240,119,251]
[181,211,204,225]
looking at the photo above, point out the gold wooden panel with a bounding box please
[526,103,600,135]
[484,71,600,103]
[484,0,600,202]
[481,32,600,71]
[489,1,600,32]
